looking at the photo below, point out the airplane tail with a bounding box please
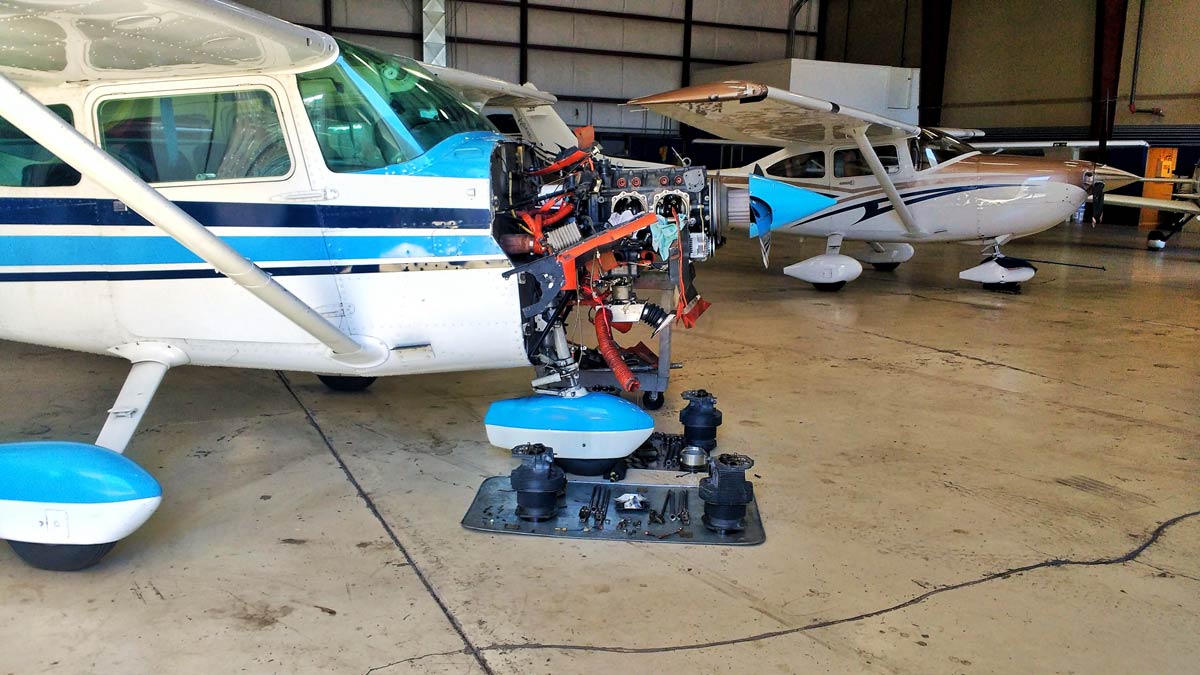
[747,170,836,268]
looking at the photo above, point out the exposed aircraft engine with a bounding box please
[491,141,715,398]
[486,141,716,471]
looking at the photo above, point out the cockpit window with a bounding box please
[767,150,825,179]
[98,90,291,183]
[0,105,81,187]
[909,129,975,171]
[297,40,494,173]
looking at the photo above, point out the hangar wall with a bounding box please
[822,0,1199,137]
[938,0,1095,128]
[1112,0,1200,128]
[820,0,921,69]
[239,0,820,138]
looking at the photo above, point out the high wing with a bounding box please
[1099,194,1200,216]
[424,65,557,110]
[631,81,927,238]
[0,0,336,84]
[973,140,1149,151]
[628,80,921,146]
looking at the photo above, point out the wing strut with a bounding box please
[850,126,927,238]
[0,74,386,367]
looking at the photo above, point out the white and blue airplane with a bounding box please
[0,0,775,571]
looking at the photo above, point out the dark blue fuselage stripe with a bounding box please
[0,198,491,229]
[790,184,1016,227]
[0,263,462,282]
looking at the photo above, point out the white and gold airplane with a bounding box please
[629,81,1140,292]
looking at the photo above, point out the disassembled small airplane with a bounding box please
[3,1,848,571]
[626,81,1141,292]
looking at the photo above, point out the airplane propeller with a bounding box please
[1091,180,1106,223]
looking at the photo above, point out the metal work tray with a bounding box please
[461,475,765,546]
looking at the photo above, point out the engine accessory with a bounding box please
[615,493,647,510]
[509,444,566,522]
[679,389,722,452]
[679,445,708,473]
[638,302,673,336]
[698,453,755,534]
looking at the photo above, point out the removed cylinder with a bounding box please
[679,389,722,451]
[509,443,566,521]
[698,453,755,533]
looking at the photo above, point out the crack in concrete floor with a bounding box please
[476,508,1199,656]
[281,365,1197,669]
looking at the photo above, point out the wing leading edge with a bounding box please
[628,80,921,146]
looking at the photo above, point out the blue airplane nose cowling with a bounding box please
[748,173,837,237]
[484,392,654,462]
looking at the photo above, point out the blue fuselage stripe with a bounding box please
[0,197,504,276]
[0,198,491,229]
[0,234,503,267]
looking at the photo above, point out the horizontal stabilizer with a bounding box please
[748,174,837,237]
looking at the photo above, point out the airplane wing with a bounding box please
[628,81,921,146]
[0,0,337,84]
[424,65,557,110]
[1098,194,1200,216]
[973,140,1150,151]
[931,127,985,140]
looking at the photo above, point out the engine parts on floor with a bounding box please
[679,389,722,451]
[509,444,566,521]
[462,475,764,546]
[698,453,756,533]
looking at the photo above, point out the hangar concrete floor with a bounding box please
[1,223,1197,674]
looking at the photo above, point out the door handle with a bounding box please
[272,188,339,202]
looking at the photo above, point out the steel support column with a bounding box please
[681,0,694,86]
[919,0,952,127]
[1091,0,1129,140]
[518,0,529,83]
[423,0,447,66]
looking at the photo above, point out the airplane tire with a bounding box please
[8,540,117,571]
[871,262,901,272]
[642,391,665,410]
[812,281,846,292]
[317,375,377,392]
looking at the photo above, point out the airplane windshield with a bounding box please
[909,129,975,171]
[297,41,494,172]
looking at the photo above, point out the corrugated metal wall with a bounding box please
[238,0,818,134]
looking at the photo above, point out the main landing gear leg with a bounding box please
[2,343,182,571]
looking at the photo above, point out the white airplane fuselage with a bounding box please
[0,72,529,377]
[716,143,1094,245]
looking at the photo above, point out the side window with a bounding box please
[0,104,81,187]
[909,138,932,171]
[834,145,899,178]
[767,151,825,179]
[98,90,291,184]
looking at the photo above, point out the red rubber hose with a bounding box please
[594,308,639,392]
